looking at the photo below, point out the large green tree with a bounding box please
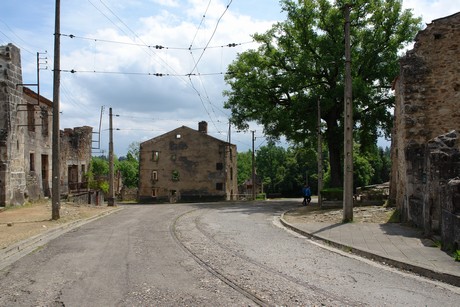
[224,0,421,187]
[237,150,253,185]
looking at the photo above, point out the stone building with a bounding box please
[138,121,237,202]
[60,126,93,196]
[0,43,93,206]
[390,13,460,251]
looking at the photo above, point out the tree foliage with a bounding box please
[237,150,253,185]
[242,143,391,197]
[118,152,139,188]
[224,0,421,187]
[88,145,140,192]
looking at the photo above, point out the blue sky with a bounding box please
[0,1,458,156]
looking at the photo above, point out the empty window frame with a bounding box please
[216,182,223,191]
[216,162,223,170]
[151,170,158,181]
[152,151,160,161]
[29,153,35,172]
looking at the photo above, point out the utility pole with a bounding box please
[108,107,115,206]
[228,121,231,144]
[317,97,323,207]
[343,4,354,222]
[251,130,256,201]
[51,0,61,220]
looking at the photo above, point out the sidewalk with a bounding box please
[280,211,460,287]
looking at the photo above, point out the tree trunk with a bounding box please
[325,118,342,188]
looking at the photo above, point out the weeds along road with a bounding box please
[0,201,458,306]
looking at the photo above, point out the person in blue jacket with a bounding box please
[302,184,311,206]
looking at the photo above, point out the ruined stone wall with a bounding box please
[426,132,460,250]
[139,123,238,202]
[60,126,93,195]
[391,13,460,247]
[22,88,53,200]
[0,44,27,206]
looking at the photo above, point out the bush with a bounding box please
[256,193,266,200]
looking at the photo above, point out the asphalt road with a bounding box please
[0,200,458,306]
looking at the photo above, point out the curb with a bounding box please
[280,212,460,288]
[0,206,124,270]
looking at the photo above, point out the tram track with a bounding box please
[170,208,272,307]
[170,205,365,306]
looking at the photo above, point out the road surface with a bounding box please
[0,201,458,306]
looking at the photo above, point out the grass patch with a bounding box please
[387,209,401,223]
[454,250,460,262]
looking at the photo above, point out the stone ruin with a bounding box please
[390,12,460,251]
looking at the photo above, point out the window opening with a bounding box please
[29,153,35,171]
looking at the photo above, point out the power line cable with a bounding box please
[189,0,212,50]
[0,21,35,56]
[189,0,233,75]
[61,33,252,50]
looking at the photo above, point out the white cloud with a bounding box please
[1,0,457,156]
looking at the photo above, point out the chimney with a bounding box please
[198,121,208,134]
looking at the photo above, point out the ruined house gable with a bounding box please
[390,12,460,250]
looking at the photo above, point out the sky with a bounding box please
[0,0,458,157]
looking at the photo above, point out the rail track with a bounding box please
[170,206,364,306]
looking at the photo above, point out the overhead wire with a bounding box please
[0,21,35,56]
[61,33,253,50]
[186,0,234,136]
[189,0,233,75]
[189,0,212,50]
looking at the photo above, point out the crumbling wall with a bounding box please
[391,12,460,249]
[0,44,27,206]
[60,126,93,195]
[428,132,460,251]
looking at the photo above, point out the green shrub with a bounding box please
[454,250,460,262]
[256,193,266,200]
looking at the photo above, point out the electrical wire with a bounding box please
[61,33,253,50]
[189,0,233,75]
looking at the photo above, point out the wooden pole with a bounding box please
[108,107,115,206]
[343,4,354,222]
[51,0,61,220]
[252,130,256,200]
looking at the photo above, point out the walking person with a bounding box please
[302,184,311,206]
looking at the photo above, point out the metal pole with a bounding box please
[51,0,61,220]
[108,107,115,206]
[317,97,323,207]
[343,4,354,222]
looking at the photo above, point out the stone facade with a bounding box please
[0,44,29,205]
[390,13,460,250]
[0,43,93,206]
[60,126,93,196]
[138,121,238,202]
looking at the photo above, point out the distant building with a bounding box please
[0,43,93,206]
[138,121,237,202]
